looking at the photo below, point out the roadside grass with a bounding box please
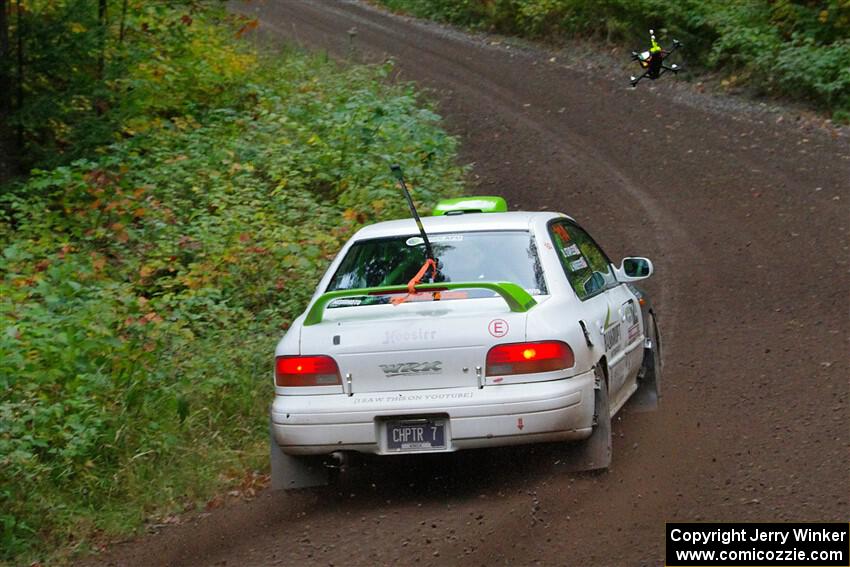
[0,7,463,564]
[375,0,850,122]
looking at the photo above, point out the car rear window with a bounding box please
[327,231,547,296]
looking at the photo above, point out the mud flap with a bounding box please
[630,348,659,412]
[562,368,611,472]
[269,423,329,490]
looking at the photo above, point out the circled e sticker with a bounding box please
[488,319,509,338]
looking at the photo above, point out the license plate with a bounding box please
[386,419,446,452]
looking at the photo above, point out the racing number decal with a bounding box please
[603,323,621,353]
[602,306,623,356]
[489,319,509,338]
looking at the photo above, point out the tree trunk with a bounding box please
[0,0,9,116]
[97,0,107,80]
[0,0,12,180]
[15,0,21,112]
[119,0,128,44]
[95,0,108,115]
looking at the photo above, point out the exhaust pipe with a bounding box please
[326,451,349,469]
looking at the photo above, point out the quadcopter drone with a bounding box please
[630,30,683,87]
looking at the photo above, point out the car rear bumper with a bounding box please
[271,368,595,455]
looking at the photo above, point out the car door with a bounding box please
[606,283,644,409]
[619,292,646,385]
[548,221,628,397]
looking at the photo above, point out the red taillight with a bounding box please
[486,341,574,376]
[275,355,341,387]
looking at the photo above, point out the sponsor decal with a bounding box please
[330,298,363,307]
[353,391,474,404]
[382,328,437,345]
[563,244,580,257]
[553,224,571,242]
[379,361,443,377]
[623,301,639,325]
[406,234,463,246]
[569,257,588,271]
[488,318,509,338]
[623,301,640,342]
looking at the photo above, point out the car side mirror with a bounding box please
[616,257,653,282]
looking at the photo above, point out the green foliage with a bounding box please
[0,6,463,563]
[376,0,850,117]
[5,0,252,171]
[380,0,492,27]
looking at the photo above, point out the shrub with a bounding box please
[0,8,463,564]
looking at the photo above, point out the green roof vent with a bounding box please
[432,196,508,216]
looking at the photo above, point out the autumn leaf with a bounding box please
[91,254,106,271]
[235,18,259,38]
[142,312,163,324]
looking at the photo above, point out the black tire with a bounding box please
[646,311,662,394]
[632,312,662,413]
[563,365,611,471]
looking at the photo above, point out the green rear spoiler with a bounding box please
[432,196,508,216]
[303,282,537,326]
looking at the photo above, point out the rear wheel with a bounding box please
[631,312,661,411]
[564,365,611,471]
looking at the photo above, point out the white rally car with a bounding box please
[270,197,661,488]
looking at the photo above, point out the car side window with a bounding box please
[549,221,618,300]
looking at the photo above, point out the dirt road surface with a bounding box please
[91,1,849,565]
